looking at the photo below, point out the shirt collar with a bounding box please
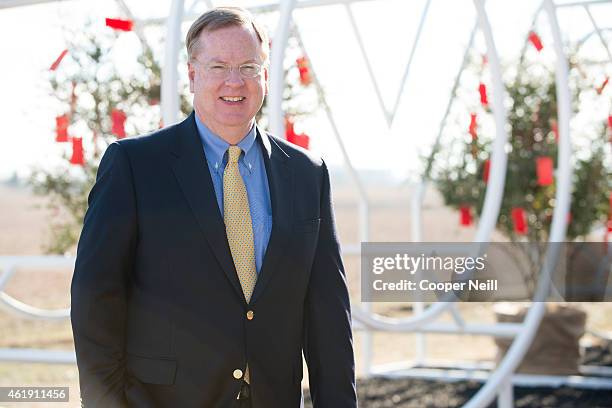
[194,114,257,174]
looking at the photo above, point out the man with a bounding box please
[71,6,357,408]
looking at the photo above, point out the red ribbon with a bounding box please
[111,109,127,139]
[597,77,609,95]
[479,83,488,107]
[528,31,543,52]
[285,117,296,139]
[288,132,310,149]
[55,114,69,142]
[460,206,472,226]
[296,56,311,86]
[285,117,310,149]
[49,49,68,71]
[536,156,553,186]
[70,137,84,165]
[105,18,133,31]
[606,193,612,245]
[606,193,612,246]
[511,207,528,235]
[608,192,612,232]
[469,113,478,140]
[551,119,559,143]
[483,159,491,184]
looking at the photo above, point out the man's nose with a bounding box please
[225,67,245,86]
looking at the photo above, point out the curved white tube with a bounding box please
[268,0,296,138]
[463,0,573,406]
[161,0,185,126]
[354,0,511,330]
[0,293,70,320]
[0,259,74,320]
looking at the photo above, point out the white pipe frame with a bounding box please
[582,4,612,63]
[0,256,74,320]
[464,0,573,406]
[344,4,390,126]
[161,0,185,127]
[409,22,478,363]
[344,0,432,126]
[577,27,612,50]
[353,0,511,331]
[120,1,581,394]
[147,5,599,402]
[388,0,432,126]
[268,0,296,140]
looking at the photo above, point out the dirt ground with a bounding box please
[0,181,611,408]
[304,377,612,408]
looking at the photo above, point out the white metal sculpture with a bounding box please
[1,1,611,407]
[157,1,612,407]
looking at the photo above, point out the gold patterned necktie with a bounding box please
[223,145,257,384]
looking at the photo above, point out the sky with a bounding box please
[0,0,610,182]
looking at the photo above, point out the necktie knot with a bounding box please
[227,146,242,164]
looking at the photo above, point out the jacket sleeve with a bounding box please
[71,142,137,407]
[303,160,358,407]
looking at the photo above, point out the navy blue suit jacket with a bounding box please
[70,112,357,407]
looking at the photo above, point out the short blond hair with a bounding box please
[186,7,269,64]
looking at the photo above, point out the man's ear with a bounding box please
[188,62,195,93]
[263,66,269,96]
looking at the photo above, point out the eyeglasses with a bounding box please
[196,61,264,79]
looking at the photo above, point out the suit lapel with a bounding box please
[251,127,293,304]
[169,113,245,301]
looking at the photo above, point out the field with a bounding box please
[0,181,610,407]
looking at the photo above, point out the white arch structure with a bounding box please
[1,0,611,407]
[159,1,602,407]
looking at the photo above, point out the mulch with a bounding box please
[303,341,612,407]
[303,377,612,407]
[583,341,612,367]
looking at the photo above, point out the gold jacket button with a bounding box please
[233,369,243,379]
[246,310,254,320]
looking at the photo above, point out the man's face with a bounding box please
[188,24,268,140]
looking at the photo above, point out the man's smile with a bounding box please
[220,96,246,102]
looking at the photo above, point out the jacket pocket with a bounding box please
[127,354,177,385]
[294,218,321,234]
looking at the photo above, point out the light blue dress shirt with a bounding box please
[195,114,272,274]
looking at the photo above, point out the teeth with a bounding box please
[221,96,244,102]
